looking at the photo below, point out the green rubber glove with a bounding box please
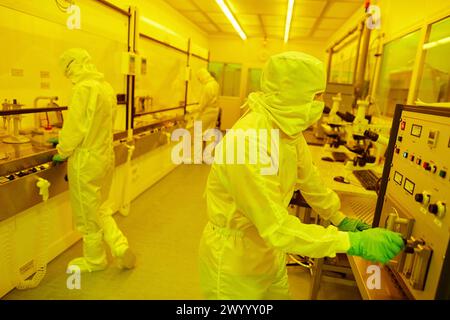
[52,154,67,163]
[347,228,404,264]
[48,137,59,145]
[338,217,371,232]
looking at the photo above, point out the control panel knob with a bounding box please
[428,204,438,214]
[428,201,446,219]
[415,194,423,203]
[415,192,431,206]
[16,171,26,177]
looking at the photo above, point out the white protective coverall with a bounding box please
[57,48,135,272]
[199,52,350,299]
[196,68,220,130]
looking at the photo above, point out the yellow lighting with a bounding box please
[423,36,450,50]
[215,0,247,40]
[284,0,295,43]
[140,16,178,37]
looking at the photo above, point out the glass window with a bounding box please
[208,61,224,91]
[246,68,262,96]
[0,3,128,132]
[417,17,450,103]
[329,37,358,84]
[208,62,242,97]
[133,38,186,128]
[376,30,421,116]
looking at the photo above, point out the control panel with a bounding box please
[0,163,52,185]
[375,105,450,300]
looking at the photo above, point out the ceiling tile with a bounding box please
[164,0,198,11]
[247,32,264,37]
[291,16,316,29]
[191,0,221,12]
[196,23,220,32]
[230,0,287,15]
[207,12,233,24]
[180,11,210,23]
[312,29,335,38]
[294,0,327,17]
[244,25,264,34]
[316,17,347,29]
[216,23,237,33]
[235,14,260,26]
[290,28,311,37]
[261,15,286,27]
[265,26,284,37]
[163,0,362,39]
[324,1,361,19]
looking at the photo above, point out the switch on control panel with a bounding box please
[428,201,446,219]
[415,191,431,206]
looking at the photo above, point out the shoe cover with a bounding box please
[68,231,108,273]
[101,213,129,258]
[117,248,136,270]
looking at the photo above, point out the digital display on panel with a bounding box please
[404,178,415,195]
[411,124,422,137]
[394,171,403,185]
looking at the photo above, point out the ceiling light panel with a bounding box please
[215,0,247,40]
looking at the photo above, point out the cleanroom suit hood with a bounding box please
[59,48,104,84]
[196,68,220,130]
[197,68,214,85]
[247,51,326,140]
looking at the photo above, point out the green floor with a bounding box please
[3,164,360,300]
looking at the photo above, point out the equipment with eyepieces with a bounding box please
[352,169,380,191]
[331,151,349,162]
[336,111,355,123]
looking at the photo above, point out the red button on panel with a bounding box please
[401,121,406,130]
